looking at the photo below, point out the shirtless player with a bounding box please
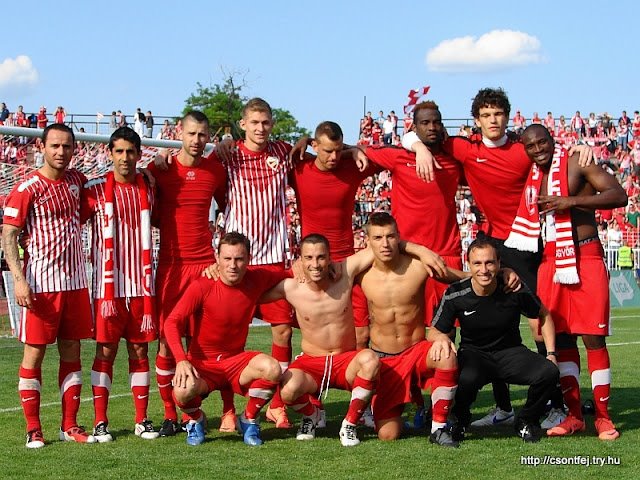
[260,233,447,446]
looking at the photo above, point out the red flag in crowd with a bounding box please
[404,86,430,114]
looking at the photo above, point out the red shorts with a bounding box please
[537,240,610,336]
[94,297,157,344]
[251,263,294,326]
[288,351,358,393]
[189,351,261,396]
[354,255,462,328]
[425,255,463,327]
[371,340,433,422]
[155,262,210,335]
[19,288,93,345]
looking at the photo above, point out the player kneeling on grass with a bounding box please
[428,238,559,443]
[259,233,448,446]
[164,232,288,446]
[83,127,159,442]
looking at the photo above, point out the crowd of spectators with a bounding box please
[2,102,639,265]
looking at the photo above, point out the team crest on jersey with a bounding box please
[69,184,80,198]
[266,156,280,171]
[525,185,538,215]
[186,170,196,180]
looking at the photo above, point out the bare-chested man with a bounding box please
[357,212,463,447]
[260,233,446,446]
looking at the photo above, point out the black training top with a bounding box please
[432,277,541,352]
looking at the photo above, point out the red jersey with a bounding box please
[366,146,462,256]
[164,269,287,362]
[3,169,88,293]
[147,155,226,265]
[82,175,155,299]
[216,140,292,265]
[37,112,48,129]
[290,159,378,261]
[446,136,530,240]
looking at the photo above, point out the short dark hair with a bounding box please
[471,88,511,119]
[182,110,210,127]
[413,100,440,122]
[109,126,141,153]
[301,233,330,251]
[42,123,75,145]
[242,97,272,118]
[522,123,553,142]
[467,237,500,261]
[365,212,398,234]
[314,121,343,142]
[218,232,251,255]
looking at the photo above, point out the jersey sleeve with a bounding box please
[431,286,459,333]
[163,279,208,362]
[2,184,33,228]
[446,137,472,164]
[80,184,98,223]
[365,146,399,171]
[517,286,542,319]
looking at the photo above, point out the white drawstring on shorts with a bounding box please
[317,353,334,401]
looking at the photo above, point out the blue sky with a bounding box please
[1,0,637,141]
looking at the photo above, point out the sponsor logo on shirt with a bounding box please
[475,157,488,163]
[69,184,80,198]
[186,170,196,180]
[463,310,476,316]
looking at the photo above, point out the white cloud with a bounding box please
[426,30,545,73]
[0,55,39,89]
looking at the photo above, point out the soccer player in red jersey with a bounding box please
[519,125,626,441]
[210,98,297,428]
[146,111,227,436]
[3,124,96,448]
[165,232,287,446]
[403,88,592,428]
[82,127,159,442]
[363,101,463,326]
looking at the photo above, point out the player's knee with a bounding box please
[582,335,606,350]
[272,325,292,345]
[358,350,381,377]
[377,420,402,441]
[434,354,457,371]
[173,385,194,404]
[262,357,282,382]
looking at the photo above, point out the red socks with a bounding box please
[59,360,82,431]
[91,358,113,425]
[558,347,583,420]
[129,358,150,424]
[19,366,42,432]
[430,368,458,429]
[587,347,612,421]
[345,375,376,425]
[155,354,177,421]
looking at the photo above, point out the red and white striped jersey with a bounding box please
[2,169,88,293]
[82,176,155,299]
[214,140,292,265]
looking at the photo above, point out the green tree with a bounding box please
[182,70,309,141]
[271,108,310,143]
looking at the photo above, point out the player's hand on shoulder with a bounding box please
[291,259,306,283]
[500,268,522,292]
[202,263,220,281]
[217,138,236,163]
[350,146,369,172]
[569,144,594,167]
[289,135,311,164]
[414,144,442,183]
[153,148,171,171]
